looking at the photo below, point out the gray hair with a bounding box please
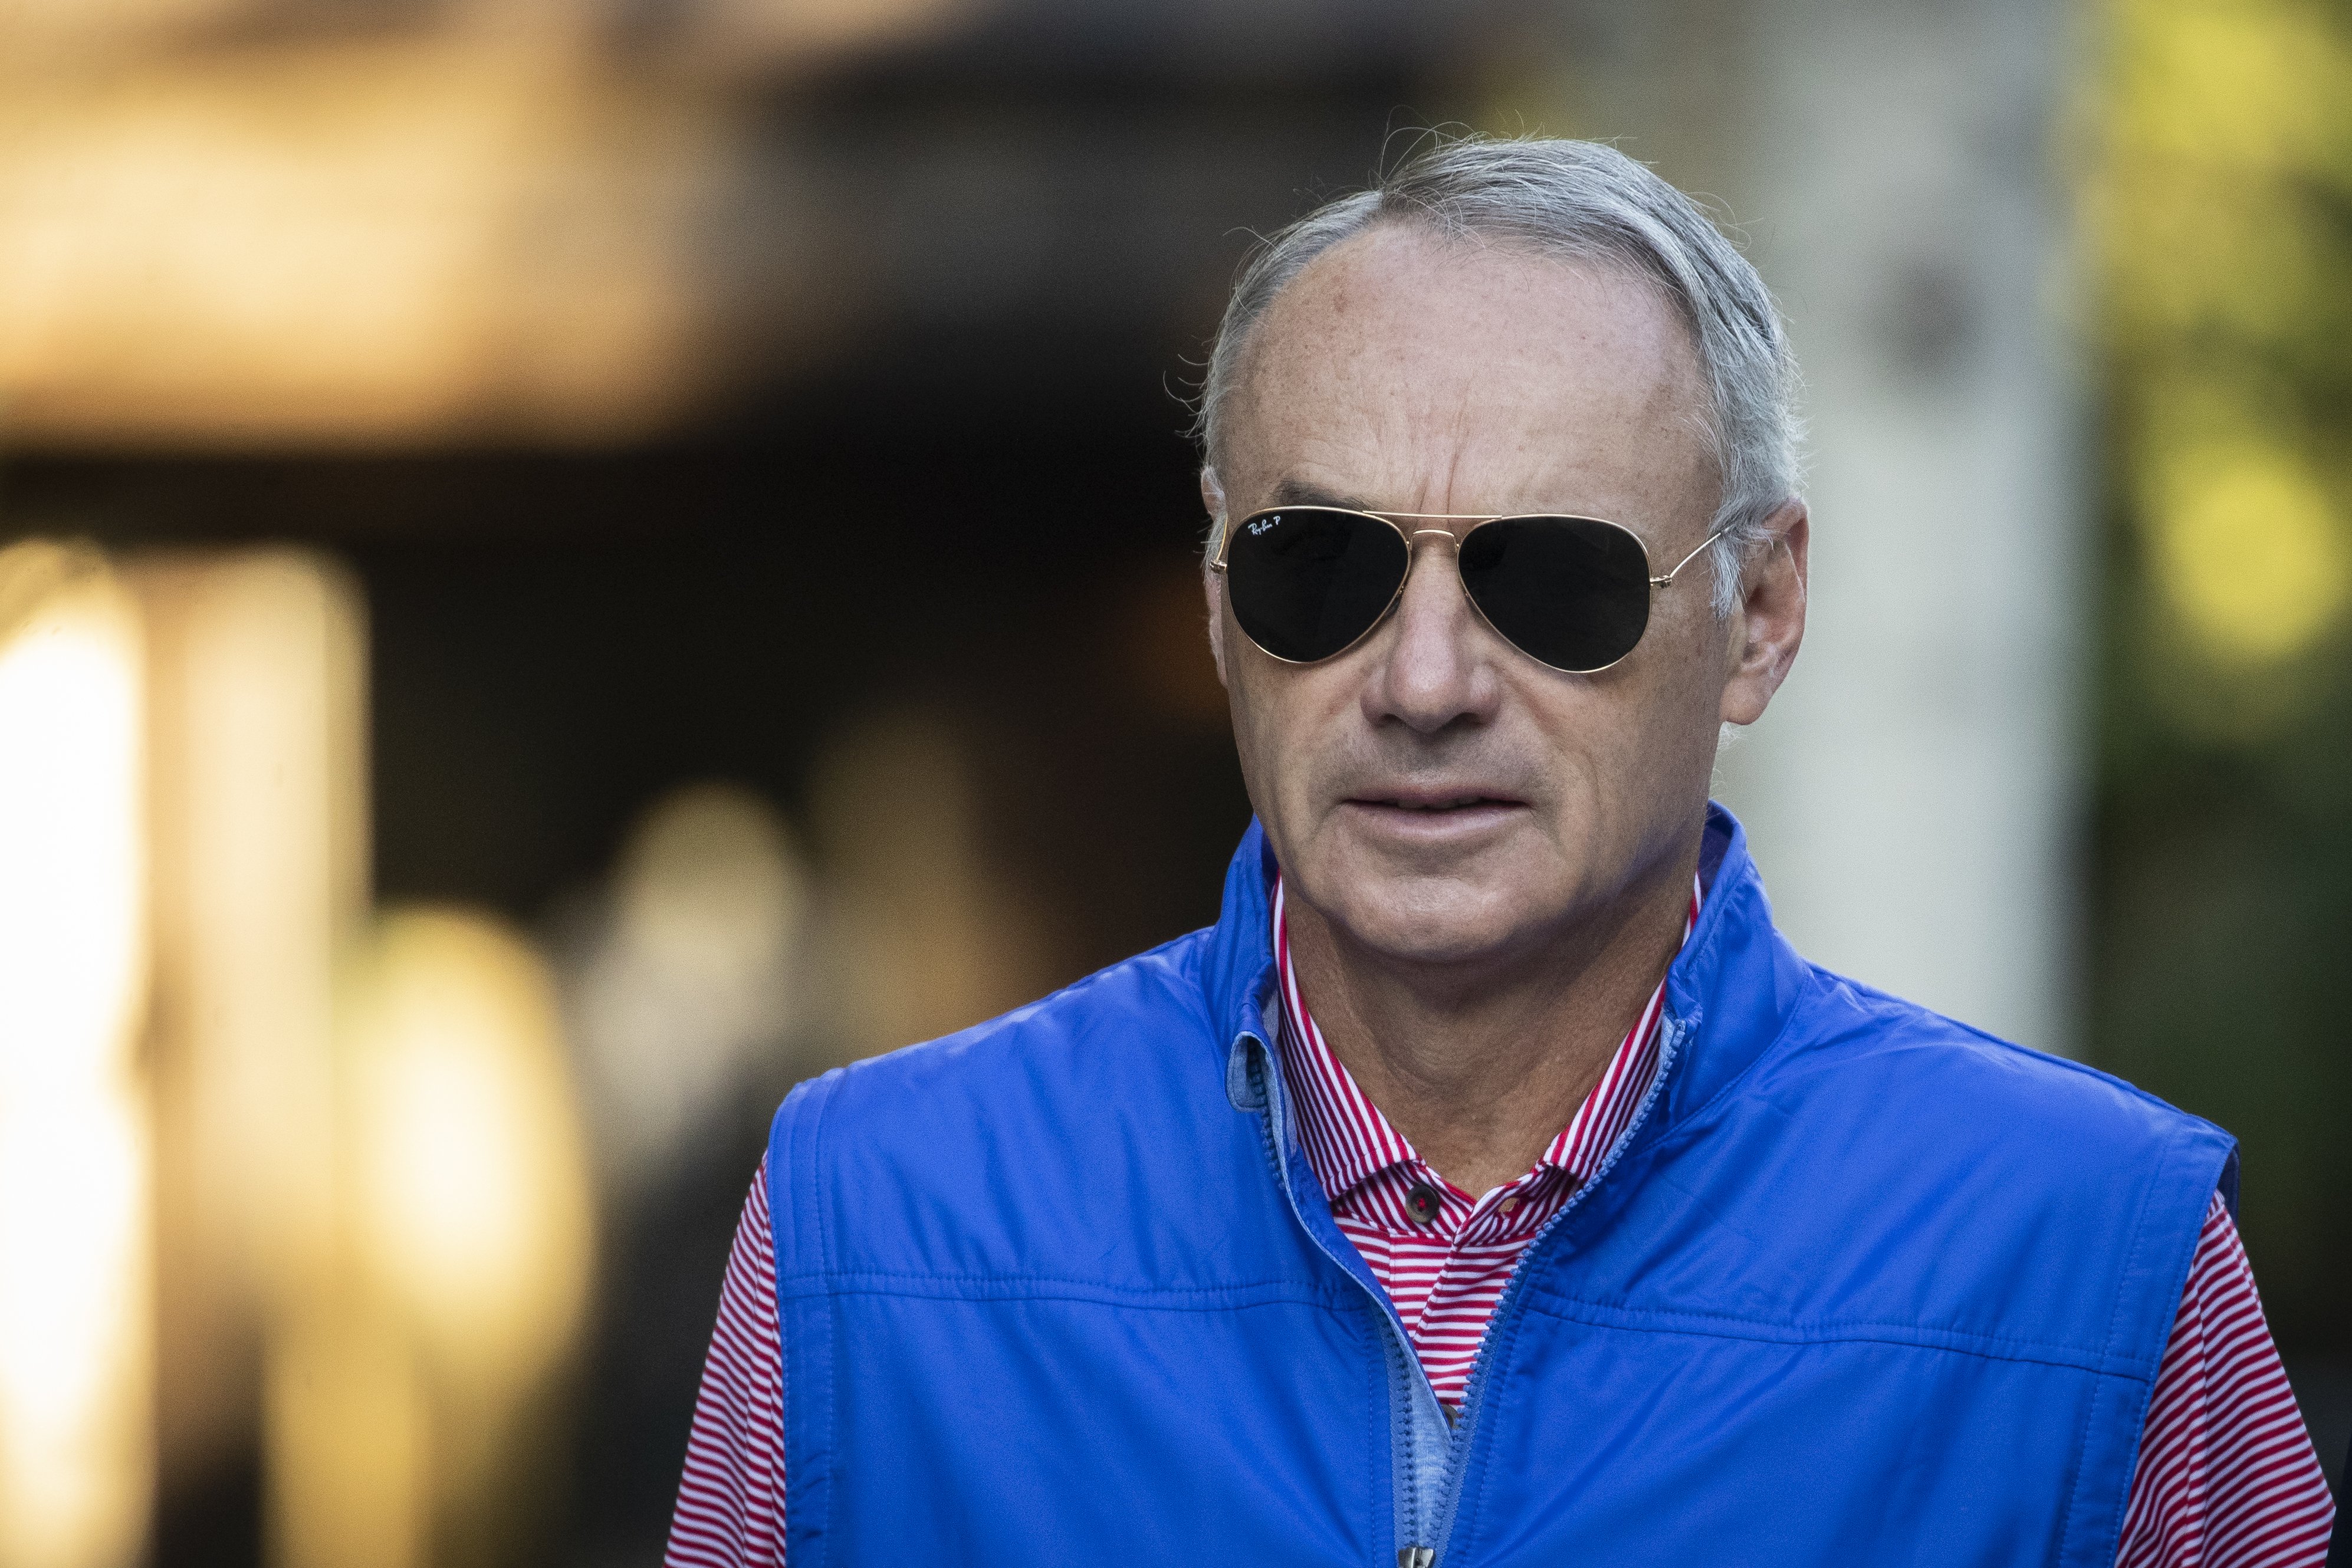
[1194,136,1802,614]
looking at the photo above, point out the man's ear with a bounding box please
[1201,467,1231,689]
[1720,501,1808,727]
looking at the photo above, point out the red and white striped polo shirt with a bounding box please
[666,875,2335,1567]
[1269,870,1688,1408]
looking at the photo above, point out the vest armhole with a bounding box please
[2058,1116,2238,1568]
[768,1073,843,1568]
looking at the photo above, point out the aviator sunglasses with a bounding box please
[1211,505,1733,675]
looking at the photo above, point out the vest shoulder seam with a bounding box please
[1793,961,2232,1138]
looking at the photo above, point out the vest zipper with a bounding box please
[1245,1012,1690,1568]
[1415,1016,1687,1566]
[1243,1032,1451,1563]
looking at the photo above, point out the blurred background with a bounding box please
[0,0,2343,1561]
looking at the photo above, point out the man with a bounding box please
[668,139,2334,1565]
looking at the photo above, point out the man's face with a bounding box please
[1208,223,1780,968]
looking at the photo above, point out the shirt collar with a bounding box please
[1269,870,1697,1210]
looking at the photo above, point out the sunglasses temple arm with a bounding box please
[1651,523,1739,588]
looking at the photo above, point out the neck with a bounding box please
[1281,837,1700,1197]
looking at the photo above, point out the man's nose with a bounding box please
[1362,532,1501,733]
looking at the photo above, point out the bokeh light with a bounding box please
[0,45,750,445]
[345,909,593,1388]
[566,783,809,1200]
[0,543,152,1568]
[809,708,1056,1064]
[2149,441,2347,665]
[2092,0,2352,701]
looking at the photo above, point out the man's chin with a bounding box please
[1334,906,1538,972]
[1309,862,1566,972]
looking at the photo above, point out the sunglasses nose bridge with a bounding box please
[1400,527,1464,591]
[1391,527,1479,636]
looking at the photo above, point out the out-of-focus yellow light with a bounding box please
[0,548,143,1080]
[811,709,1054,1061]
[573,782,807,1195]
[0,44,744,446]
[0,0,256,63]
[138,552,361,1286]
[2150,443,2348,665]
[264,1306,423,1568]
[343,909,593,1389]
[126,551,366,1542]
[2091,0,2352,357]
[2108,0,2350,173]
[616,783,804,996]
[0,542,151,1568]
[674,0,978,74]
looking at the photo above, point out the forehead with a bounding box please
[1223,224,1714,525]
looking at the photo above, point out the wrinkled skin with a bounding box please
[1204,223,1808,1194]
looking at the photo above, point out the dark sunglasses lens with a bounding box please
[1458,517,1653,672]
[1224,509,1410,663]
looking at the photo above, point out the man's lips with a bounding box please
[1341,789,1528,814]
[1337,793,1527,843]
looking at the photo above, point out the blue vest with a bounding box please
[767,807,2233,1566]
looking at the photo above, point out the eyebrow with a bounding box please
[1264,477,1375,511]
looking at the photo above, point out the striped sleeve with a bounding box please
[664,1159,788,1568]
[2116,1193,2335,1567]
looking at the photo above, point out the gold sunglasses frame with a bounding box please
[1208,506,1735,675]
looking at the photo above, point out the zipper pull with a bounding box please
[1397,1550,1435,1568]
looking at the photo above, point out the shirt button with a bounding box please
[1405,1184,1443,1224]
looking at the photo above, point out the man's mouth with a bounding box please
[1347,789,1526,814]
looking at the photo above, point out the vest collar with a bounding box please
[1207,802,1805,1126]
[1205,817,1279,1107]
[1657,803,1811,1129]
